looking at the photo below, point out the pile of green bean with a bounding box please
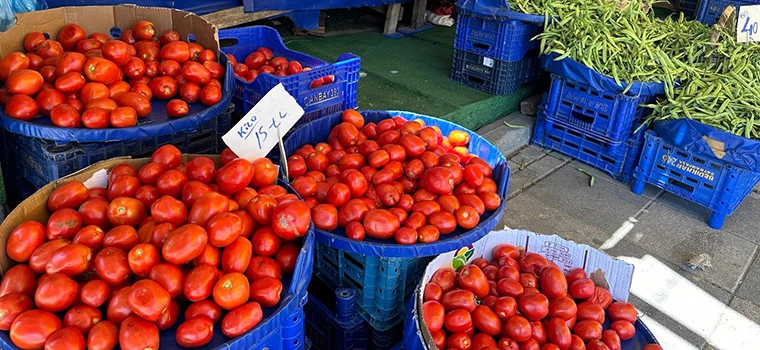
[509,0,760,139]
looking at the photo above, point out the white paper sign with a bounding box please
[222,84,305,161]
[737,5,760,43]
[482,57,494,68]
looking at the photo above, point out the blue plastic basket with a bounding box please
[314,241,431,331]
[450,47,540,95]
[0,177,314,350]
[454,7,540,62]
[281,110,510,258]
[532,111,646,184]
[305,282,370,350]
[675,0,700,16]
[219,26,360,124]
[1,104,233,200]
[696,0,760,25]
[632,131,760,229]
[243,0,404,11]
[542,73,657,145]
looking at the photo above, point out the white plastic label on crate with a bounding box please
[482,56,495,68]
[737,5,760,42]
[222,84,305,162]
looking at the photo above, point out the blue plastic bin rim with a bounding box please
[0,57,234,143]
[282,109,509,258]
[456,0,546,24]
[653,119,760,172]
[540,53,669,97]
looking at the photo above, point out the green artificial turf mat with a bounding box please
[284,28,537,131]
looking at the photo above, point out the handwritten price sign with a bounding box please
[738,5,760,43]
[222,84,304,161]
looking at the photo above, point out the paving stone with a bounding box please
[500,192,613,247]
[569,160,663,199]
[707,297,760,349]
[479,112,534,157]
[657,192,713,222]
[719,195,760,244]
[735,254,760,306]
[521,164,650,234]
[508,160,521,174]
[507,167,540,198]
[526,154,567,178]
[629,201,759,293]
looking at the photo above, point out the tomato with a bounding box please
[569,319,602,342]
[250,158,278,188]
[286,61,303,75]
[159,99,188,119]
[428,211,456,234]
[34,39,63,59]
[24,32,46,52]
[0,294,33,330]
[246,256,282,281]
[444,309,472,333]
[4,264,41,295]
[34,87,64,117]
[487,296,516,321]
[181,61,211,84]
[125,280,171,323]
[391,227,415,244]
[45,243,92,277]
[44,208,81,240]
[248,276,283,309]
[200,212,241,248]
[93,247,130,286]
[536,267,567,300]
[343,220,365,241]
[107,106,137,128]
[457,265,489,298]
[82,57,119,84]
[203,61,224,80]
[272,200,311,240]
[423,283,443,303]
[4,94,38,120]
[55,52,86,77]
[244,52,266,70]
[156,29,179,46]
[28,239,69,274]
[545,317,572,349]
[440,290,477,312]
[6,69,43,96]
[184,264,220,302]
[10,310,62,349]
[160,223,207,265]
[141,265,182,301]
[79,280,109,308]
[86,321,118,350]
[469,305,501,336]
[188,193,229,230]
[76,38,102,53]
[212,158,253,194]
[55,24,85,50]
[147,75,177,100]
[79,107,109,128]
[587,340,610,350]
[221,302,263,338]
[119,316,159,350]
[175,316,215,348]
[220,236,252,273]
[496,278,524,299]
[113,92,151,117]
[359,209,398,240]
[515,292,548,321]
[124,244,159,279]
[429,267,456,293]
[603,302,636,324]
[158,41,189,63]
[63,305,102,335]
[5,220,44,263]
[131,20,156,41]
[548,296,577,321]
[35,273,78,312]
[208,272,250,312]
[499,315,531,343]
[102,224,139,251]
[106,174,139,200]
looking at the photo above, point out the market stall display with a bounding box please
[282,109,509,344]
[408,229,661,350]
[0,146,313,349]
[219,26,360,125]
[0,5,235,199]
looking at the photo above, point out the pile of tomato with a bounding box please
[0,20,225,128]
[285,109,502,244]
[0,145,311,349]
[420,244,663,350]
[229,46,334,89]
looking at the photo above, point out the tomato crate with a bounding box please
[0,104,233,201]
[633,131,760,229]
[313,241,431,332]
[454,6,540,62]
[542,72,657,148]
[532,111,646,184]
[219,26,360,125]
[696,0,760,25]
[450,47,540,96]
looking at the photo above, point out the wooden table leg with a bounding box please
[411,0,429,29]
[383,3,402,35]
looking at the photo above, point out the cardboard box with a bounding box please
[0,155,221,274]
[0,4,220,58]
[411,229,636,349]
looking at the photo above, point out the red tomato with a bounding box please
[189,192,230,226]
[272,200,312,240]
[422,300,445,332]
[166,99,189,118]
[176,316,214,348]
[127,243,159,278]
[472,304,502,336]
[244,52,266,70]
[107,197,146,227]
[35,88,65,117]
[156,169,189,198]
[214,158,254,194]
[441,289,478,312]
[517,292,549,321]
[57,23,86,49]
[149,75,178,100]
[250,158,278,188]
[63,305,102,335]
[158,30,180,45]
[94,247,131,286]
[212,272,250,311]
[81,108,109,128]
[109,106,137,128]
[148,263,184,298]
[29,240,70,274]
[162,224,208,265]
[549,296,578,321]
[458,265,490,298]
[221,236,252,273]
[87,321,118,350]
[119,316,159,350]
[10,310,62,349]
[132,20,156,40]
[275,243,299,273]
[35,273,78,312]
[608,302,637,323]
[150,144,181,169]
[4,94,38,120]
[35,39,64,59]
[184,264,219,302]
[45,243,92,277]
[345,221,365,240]
[24,32,46,52]
[199,84,222,106]
[251,226,283,257]
[114,92,151,117]
[80,280,109,308]
[127,280,171,322]
[45,208,82,240]
[7,69,43,96]
[246,256,282,281]
[0,294,34,331]
[6,220,46,263]
[205,212,242,247]
[444,309,472,333]
[221,302,263,338]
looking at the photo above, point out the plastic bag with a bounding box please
[0,0,47,32]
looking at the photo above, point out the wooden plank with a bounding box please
[201,6,286,29]
[411,0,428,29]
[383,3,402,35]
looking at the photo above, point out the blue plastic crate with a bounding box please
[450,47,540,95]
[532,111,646,184]
[44,0,240,14]
[1,104,233,199]
[542,73,657,144]
[454,8,540,62]
[244,0,404,11]
[314,241,431,331]
[305,281,370,350]
[632,131,760,229]
[219,26,360,124]
[696,0,760,25]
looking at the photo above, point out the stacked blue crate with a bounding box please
[450,0,544,95]
[695,0,760,25]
